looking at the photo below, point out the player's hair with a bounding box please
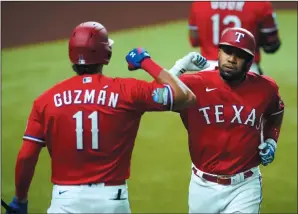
[72,64,103,75]
[245,54,253,63]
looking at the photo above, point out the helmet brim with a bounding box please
[219,42,254,57]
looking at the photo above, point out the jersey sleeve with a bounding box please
[188,2,198,30]
[121,78,174,112]
[259,2,278,33]
[258,2,280,47]
[264,78,284,117]
[188,2,200,47]
[179,73,203,91]
[23,100,46,146]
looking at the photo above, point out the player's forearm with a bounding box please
[15,141,42,200]
[264,111,284,142]
[141,58,196,109]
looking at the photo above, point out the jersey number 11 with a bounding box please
[73,111,99,150]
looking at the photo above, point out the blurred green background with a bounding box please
[2,11,297,213]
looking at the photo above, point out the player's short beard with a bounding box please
[219,62,247,82]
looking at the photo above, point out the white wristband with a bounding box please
[168,65,186,77]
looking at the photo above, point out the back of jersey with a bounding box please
[39,74,141,185]
[26,73,173,185]
[189,1,276,63]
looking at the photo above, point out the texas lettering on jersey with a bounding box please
[179,71,284,174]
[198,105,263,130]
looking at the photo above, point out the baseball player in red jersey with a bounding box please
[169,27,284,213]
[188,1,281,75]
[6,21,211,214]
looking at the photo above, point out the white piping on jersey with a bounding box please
[164,84,174,111]
[23,135,45,143]
[189,25,198,30]
[269,109,284,116]
[260,27,277,33]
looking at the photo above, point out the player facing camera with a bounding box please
[217,27,256,83]
[68,21,113,75]
[218,45,253,81]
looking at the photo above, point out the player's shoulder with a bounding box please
[246,1,273,14]
[199,70,219,77]
[247,72,279,91]
[33,76,77,104]
[113,76,139,83]
[111,76,149,93]
[193,70,219,80]
[260,75,279,90]
[191,1,211,12]
[112,76,146,87]
[180,70,219,83]
[253,1,273,9]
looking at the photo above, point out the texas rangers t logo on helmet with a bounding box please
[78,54,85,64]
[235,32,245,43]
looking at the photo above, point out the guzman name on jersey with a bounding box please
[53,89,120,108]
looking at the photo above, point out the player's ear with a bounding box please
[245,60,253,72]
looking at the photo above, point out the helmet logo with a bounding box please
[78,54,85,64]
[235,32,245,43]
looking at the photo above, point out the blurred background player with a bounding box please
[169,27,284,213]
[188,1,281,75]
[6,21,210,214]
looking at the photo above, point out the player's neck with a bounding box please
[223,74,246,87]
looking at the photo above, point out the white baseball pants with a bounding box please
[189,165,263,213]
[47,182,131,213]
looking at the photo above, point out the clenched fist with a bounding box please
[169,52,210,76]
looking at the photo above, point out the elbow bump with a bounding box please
[173,89,196,108]
[180,92,196,108]
[188,92,197,105]
[173,94,188,107]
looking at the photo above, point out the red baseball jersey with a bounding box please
[179,71,284,175]
[188,1,279,63]
[23,74,174,185]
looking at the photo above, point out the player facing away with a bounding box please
[188,1,281,75]
[6,21,210,214]
[169,27,285,213]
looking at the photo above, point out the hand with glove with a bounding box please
[6,197,28,214]
[125,47,151,71]
[258,138,277,166]
[168,52,210,77]
[125,47,163,79]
